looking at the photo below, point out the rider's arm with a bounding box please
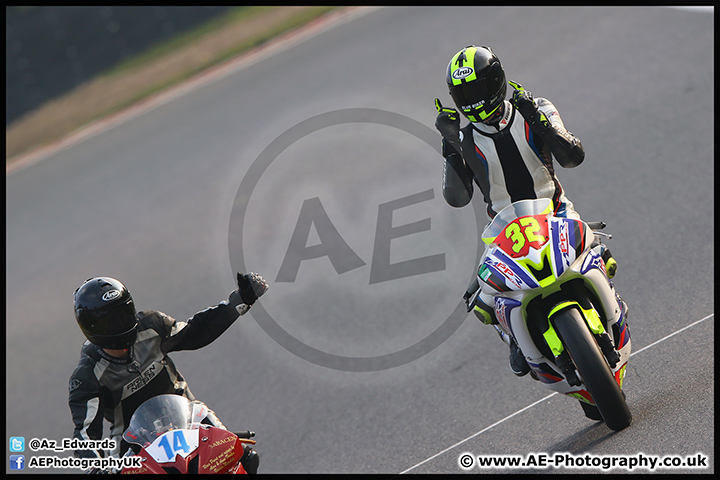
[68,363,106,459]
[154,289,247,353]
[534,97,585,168]
[441,137,475,208]
[156,272,268,353]
[156,273,267,353]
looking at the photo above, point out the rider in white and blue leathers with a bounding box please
[434,45,619,377]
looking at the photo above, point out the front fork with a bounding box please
[542,302,622,385]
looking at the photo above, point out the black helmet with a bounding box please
[74,277,138,349]
[446,45,507,124]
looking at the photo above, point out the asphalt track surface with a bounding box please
[6,6,714,474]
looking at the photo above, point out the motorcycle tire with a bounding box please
[553,307,632,431]
[579,400,602,421]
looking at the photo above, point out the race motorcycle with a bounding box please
[120,394,257,474]
[465,198,632,431]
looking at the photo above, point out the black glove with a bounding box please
[240,445,260,475]
[434,98,461,151]
[236,272,268,306]
[509,80,550,133]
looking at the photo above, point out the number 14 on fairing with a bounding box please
[145,429,199,463]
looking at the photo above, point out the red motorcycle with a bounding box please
[120,394,257,474]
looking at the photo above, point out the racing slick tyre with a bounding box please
[553,307,632,431]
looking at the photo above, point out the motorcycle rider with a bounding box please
[69,272,268,474]
[434,45,620,377]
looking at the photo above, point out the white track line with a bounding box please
[399,392,558,474]
[630,314,713,357]
[399,312,714,474]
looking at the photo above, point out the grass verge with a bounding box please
[6,6,341,166]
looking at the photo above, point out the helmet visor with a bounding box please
[78,299,136,336]
[77,299,138,348]
[87,324,138,350]
[450,62,506,121]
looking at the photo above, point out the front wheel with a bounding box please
[553,307,632,431]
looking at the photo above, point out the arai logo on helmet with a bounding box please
[102,290,121,302]
[452,66,474,80]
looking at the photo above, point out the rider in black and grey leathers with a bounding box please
[68,273,267,470]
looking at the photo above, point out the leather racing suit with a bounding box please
[68,290,248,459]
[439,97,585,324]
[441,97,584,219]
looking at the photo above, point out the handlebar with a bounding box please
[586,220,612,240]
[234,431,255,439]
[586,221,606,230]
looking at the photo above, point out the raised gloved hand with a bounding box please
[509,80,550,133]
[434,98,461,151]
[236,272,268,306]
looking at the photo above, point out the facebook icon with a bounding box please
[10,454,25,470]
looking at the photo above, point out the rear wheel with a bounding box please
[553,307,632,431]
